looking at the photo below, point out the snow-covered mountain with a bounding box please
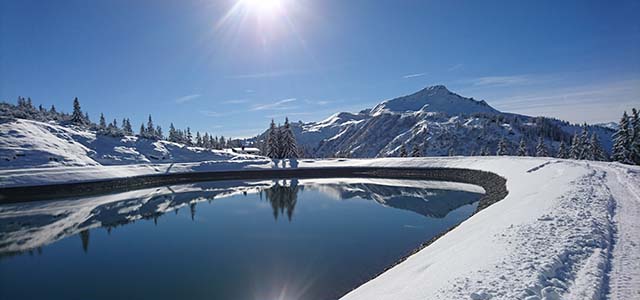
[0,118,252,169]
[262,85,615,158]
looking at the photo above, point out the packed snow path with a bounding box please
[0,157,638,299]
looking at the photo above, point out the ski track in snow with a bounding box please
[432,169,615,300]
[604,166,640,300]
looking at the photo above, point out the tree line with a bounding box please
[611,108,640,165]
[2,97,239,149]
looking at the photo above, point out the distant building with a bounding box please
[231,146,261,155]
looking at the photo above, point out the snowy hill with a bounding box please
[260,85,615,158]
[0,118,252,169]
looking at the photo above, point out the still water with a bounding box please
[0,178,483,300]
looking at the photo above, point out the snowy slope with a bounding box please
[0,118,252,169]
[257,85,615,158]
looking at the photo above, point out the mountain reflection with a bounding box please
[0,179,481,257]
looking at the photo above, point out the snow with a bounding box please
[0,119,254,169]
[0,155,638,299]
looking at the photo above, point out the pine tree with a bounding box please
[70,97,86,125]
[399,144,408,157]
[202,133,210,148]
[570,133,581,159]
[281,117,299,159]
[535,137,549,157]
[156,125,163,140]
[496,138,508,156]
[146,115,155,139]
[219,135,226,149]
[590,133,607,161]
[122,118,133,135]
[480,146,489,156]
[266,119,279,159]
[411,144,422,157]
[209,135,215,149]
[630,108,640,165]
[186,128,193,146]
[139,123,146,137]
[517,138,528,156]
[557,140,568,159]
[98,113,107,134]
[168,123,177,142]
[195,132,202,147]
[612,111,633,164]
[577,126,591,160]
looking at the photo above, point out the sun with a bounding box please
[239,0,286,17]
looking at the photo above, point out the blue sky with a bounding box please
[1,0,639,137]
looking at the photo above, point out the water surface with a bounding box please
[0,178,483,300]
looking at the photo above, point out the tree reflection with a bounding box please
[263,180,300,221]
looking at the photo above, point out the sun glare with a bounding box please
[239,0,285,17]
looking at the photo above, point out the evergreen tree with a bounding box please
[98,113,107,134]
[590,133,607,161]
[570,133,581,159]
[156,125,163,140]
[186,128,193,145]
[281,117,299,158]
[517,138,528,156]
[209,135,215,149]
[50,104,57,114]
[219,135,226,149]
[496,138,508,156]
[122,118,133,135]
[70,97,86,125]
[557,140,568,159]
[168,123,177,142]
[612,111,633,164]
[146,115,155,139]
[535,137,549,157]
[203,133,211,148]
[196,132,202,147]
[139,123,146,137]
[411,144,422,157]
[630,108,640,165]
[399,144,408,157]
[577,126,591,160]
[266,120,280,159]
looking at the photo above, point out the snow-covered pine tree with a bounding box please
[209,135,218,149]
[535,137,549,157]
[556,140,568,159]
[411,144,422,157]
[577,125,591,160]
[570,132,581,159]
[496,138,508,156]
[219,135,226,149]
[156,125,163,140]
[399,144,408,157]
[281,117,299,159]
[122,118,133,135]
[517,138,528,156]
[139,124,146,137]
[168,123,177,142]
[195,132,202,147]
[70,97,86,126]
[630,108,640,165]
[98,113,107,134]
[590,133,607,161]
[266,119,279,158]
[612,111,633,164]
[183,127,191,145]
[146,115,156,139]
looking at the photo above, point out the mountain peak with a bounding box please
[370,85,498,116]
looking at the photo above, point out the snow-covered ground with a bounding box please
[0,118,254,169]
[0,156,638,299]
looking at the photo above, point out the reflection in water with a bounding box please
[0,178,482,257]
[0,178,483,300]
